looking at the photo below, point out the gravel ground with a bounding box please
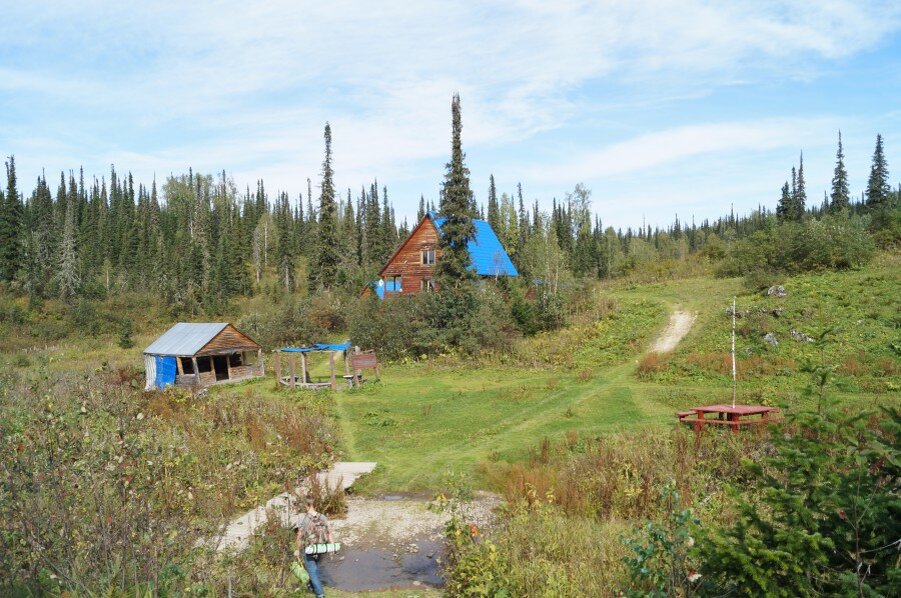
[328,491,502,550]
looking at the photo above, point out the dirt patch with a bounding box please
[649,310,696,353]
[329,491,501,548]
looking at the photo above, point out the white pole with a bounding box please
[732,297,737,408]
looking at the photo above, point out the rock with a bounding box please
[726,306,742,318]
[790,329,815,343]
[771,308,784,318]
[766,285,787,298]
[763,333,779,346]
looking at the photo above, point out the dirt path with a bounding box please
[649,310,696,353]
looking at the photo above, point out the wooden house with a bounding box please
[144,323,264,390]
[364,211,518,298]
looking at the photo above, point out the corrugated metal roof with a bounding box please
[144,322,229,356]
[430,212,519,277]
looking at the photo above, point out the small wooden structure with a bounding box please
[345,350,380,387]
[677,404,782,433]
[274,344,380,390]
[144,323,264,391]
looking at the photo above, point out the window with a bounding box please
[420,279,435,292]
[392,275,402,292]
[229,353,243,367]
[180,357,194,374]
[421,248,435,265]
[196,356,212,373]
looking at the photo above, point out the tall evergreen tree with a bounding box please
[55,199,80,300]
[830,131,850,212]
[794,152,807,220]
[776,181,792,223]
[866,134,890,210]
[486,174,499,231]
[436,93,477,289]
[1,156,23,281]
[310,122,341,291]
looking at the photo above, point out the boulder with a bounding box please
[790,329,815,343]
[766,285,787,298]
[763,333,779,346]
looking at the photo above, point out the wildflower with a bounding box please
[688,572,702,583]
[136,412,144,420]
[686,535,695,547]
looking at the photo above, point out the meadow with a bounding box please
[1,253,898,595]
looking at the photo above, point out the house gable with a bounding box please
[196,324,262,356]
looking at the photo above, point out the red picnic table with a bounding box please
[676,404,782,433]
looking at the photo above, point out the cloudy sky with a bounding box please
[2,1,900,228]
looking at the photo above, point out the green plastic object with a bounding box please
[305,542,342,555]
[290,560,310,583]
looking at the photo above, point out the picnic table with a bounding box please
[676,404,781,433]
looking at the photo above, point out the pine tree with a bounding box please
[794,152,807,220]
[866,134,890,210]
[830,131,850,212]
[436,93,477,289]
[310,122,341,291]
[776,181,792,223]
[486,174,499,231]
[417,195,427,222]
[1,156,23,281]
[275,191,294,293]
[55,199,80,300]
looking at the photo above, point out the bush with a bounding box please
[717,214,875,278]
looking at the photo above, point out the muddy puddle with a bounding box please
[314,492,500,592]
[318,537,445,591]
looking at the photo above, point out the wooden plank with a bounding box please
[274,350,281,383]
[196,324,262,356]
[289,353,297,389]
[301,352,307,384]
[192,357,200,387]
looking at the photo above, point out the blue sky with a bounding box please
[2,1,900,229]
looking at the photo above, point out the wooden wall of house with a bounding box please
[197,325,261,356]
[381,219,441,295]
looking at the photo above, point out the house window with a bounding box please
[180,357,194,374]
[229,353,243,367]
[392,275,402,292]
[196,357,212,373]
[420,279,435,292]
[421,249,435,265]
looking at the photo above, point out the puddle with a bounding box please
[318,538,446,591]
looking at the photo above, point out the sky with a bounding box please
[2,0,900,229]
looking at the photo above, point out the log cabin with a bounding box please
[144,322,264,390]
[364,211,517,298]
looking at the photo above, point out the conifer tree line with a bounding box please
[0,127,896,311]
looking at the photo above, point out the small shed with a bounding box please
[144,322,264,391]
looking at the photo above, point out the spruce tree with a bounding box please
[55,200,80,300]
[310,122,341,291]
[486,174,499,231]
[794,152,806,220]
[1,156,23,281]
[866,134,890,210]
[830,131,850,212]
[436,93,476,289]
[776,181,791,223]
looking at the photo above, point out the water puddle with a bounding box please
[318,537,445,591]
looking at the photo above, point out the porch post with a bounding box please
[289,353,297,389]
[329,352,336,390]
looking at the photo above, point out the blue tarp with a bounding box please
[154,355,177,388]
[369,279,401,299]
[280,342,352,353]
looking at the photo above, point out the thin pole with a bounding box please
[731,296,737,408]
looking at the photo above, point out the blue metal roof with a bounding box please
[429,212,518,277]
[144,322,229,356]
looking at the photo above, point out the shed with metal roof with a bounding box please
[143,322,264,390]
